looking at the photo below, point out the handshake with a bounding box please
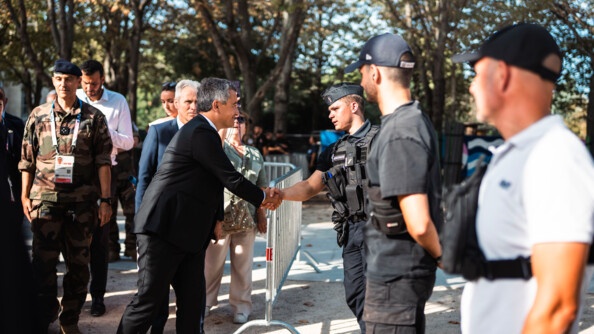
[261,187,283,210]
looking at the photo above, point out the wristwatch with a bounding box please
[100,197,112,205]
[434,255,442,265]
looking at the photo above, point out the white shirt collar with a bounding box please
[176,116,184,129]
[507,115,562,149]
[78,87,108,103]
[490,115,563,165]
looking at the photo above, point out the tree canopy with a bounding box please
[0,0,591,154]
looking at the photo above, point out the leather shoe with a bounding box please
[90,297,106,317]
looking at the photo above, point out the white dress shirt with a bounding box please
[77,87,134,165]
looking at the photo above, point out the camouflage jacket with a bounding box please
[18,99,113,203]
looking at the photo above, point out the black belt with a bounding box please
[350,213,367,223]
[482,256,532,280]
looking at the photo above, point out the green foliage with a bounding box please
[1,0,591,139]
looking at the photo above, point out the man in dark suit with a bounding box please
[134,79,200,333]
[118,77,280,333]
[0,87,25,225]
[0,86,37,334]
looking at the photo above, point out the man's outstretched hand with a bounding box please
[261,187,282,210]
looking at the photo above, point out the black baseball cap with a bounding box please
[345,33,415,73]
[53,59,82,77]
[321,83,364,106]
[452,23,562,82]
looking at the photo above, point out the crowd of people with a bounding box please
[1,22,594,334]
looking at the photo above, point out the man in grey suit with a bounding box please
[118,78,280,333]
[134,79,200,333]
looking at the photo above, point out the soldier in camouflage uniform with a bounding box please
[108,123,139,261]
[19,60,113,334]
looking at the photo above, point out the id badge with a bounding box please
[55,155,75,184]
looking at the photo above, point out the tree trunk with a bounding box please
[587,60,594,157]
[195,0,307,129]
[430,0,450,133]
[273,6,303,133]
[127,0,148,122]
[47,0,75,60]
[311,33,325,132]
[274,55,292,133]
[3,0,52,88]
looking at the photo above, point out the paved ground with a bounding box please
[28,195,594,333]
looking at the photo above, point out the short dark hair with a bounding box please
[384,52,414,87]
[80,59,104,77]
[197,78,237,112]
[0,87,5,101]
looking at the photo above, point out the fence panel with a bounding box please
[234,163,302,334]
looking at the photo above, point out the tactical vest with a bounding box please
[323,125,379,221]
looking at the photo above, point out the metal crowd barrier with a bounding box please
[234,163,302,334]
[264,161,295,182]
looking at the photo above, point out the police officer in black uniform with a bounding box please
[345,33,443,333]
[280,83,378,333]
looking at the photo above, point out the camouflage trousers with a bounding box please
[29,200,97,326]
[108,177,136,255]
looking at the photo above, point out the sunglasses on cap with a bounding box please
[161,81,176,90]
[236,116,246,124]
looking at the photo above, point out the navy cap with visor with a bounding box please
[345,33,415,73]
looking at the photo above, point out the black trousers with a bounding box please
[118,234,205,334]
[90,221,110,298]
[342,220,367,333]
[90,172,118,299]
[364,274,436,334]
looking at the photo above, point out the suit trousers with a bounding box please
[343,220,367,333]
[90,173,118,298]
[205,228,257,316]
[118,233,205,334]
[90,218,110,298]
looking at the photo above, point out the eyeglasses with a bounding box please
[236,116,246,124]
[161,82,176,91]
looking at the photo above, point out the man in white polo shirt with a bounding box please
[77,59,134,317]
[453,23,594,333]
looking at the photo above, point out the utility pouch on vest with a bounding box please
[345,184,363,214]
[370,211,407,235]
[368,186,408,235]
[344,145,356,167]
[323,168,346,202]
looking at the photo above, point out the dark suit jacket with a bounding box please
[135,119,179,211]
[1,112,25,222]
[134,114,264,253]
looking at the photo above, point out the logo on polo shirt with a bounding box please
[499,180,511,189]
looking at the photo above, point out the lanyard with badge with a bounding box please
[50,99,82,184]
